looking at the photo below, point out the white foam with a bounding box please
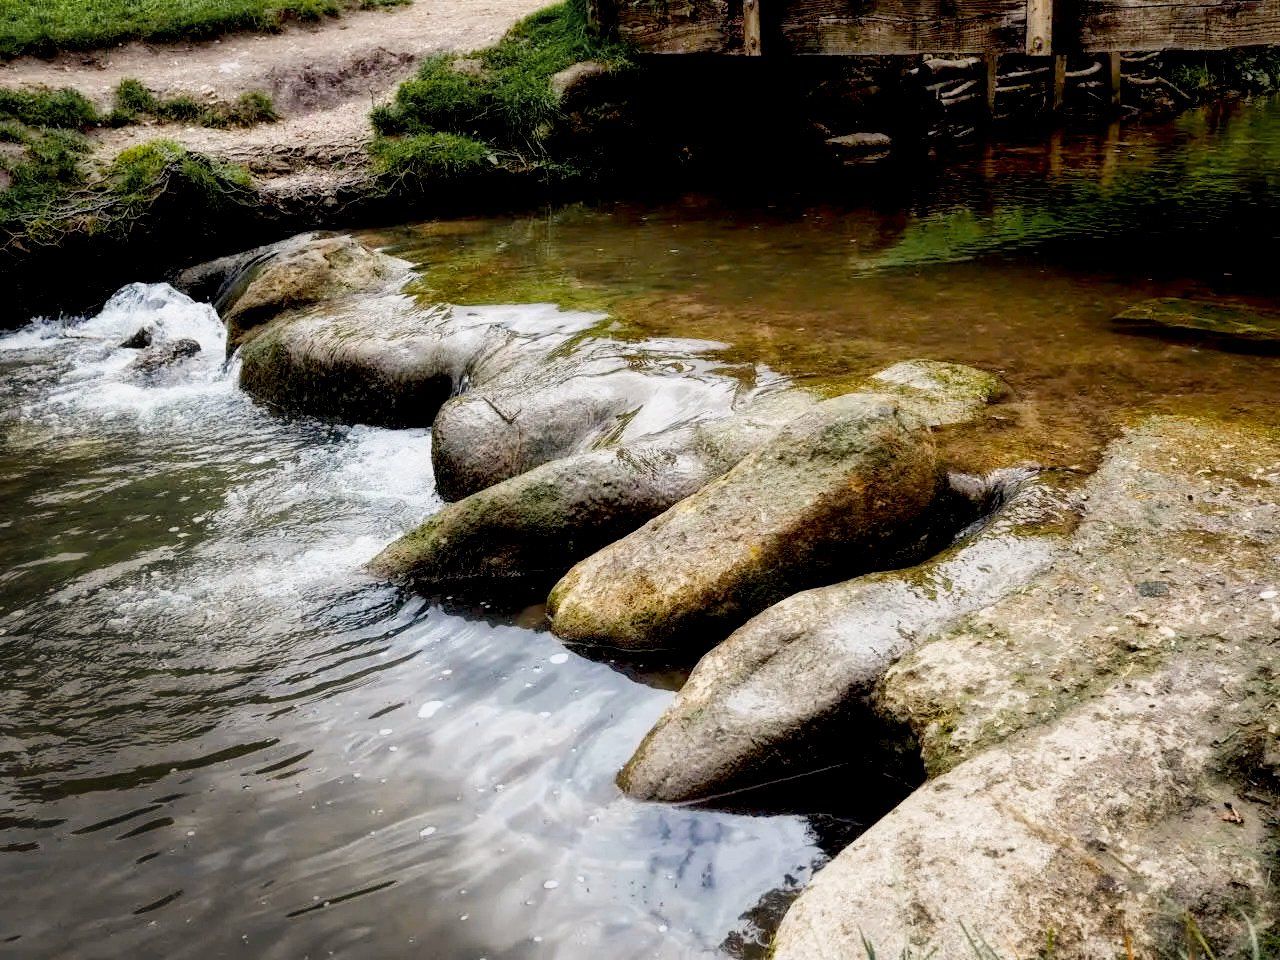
[2,283,237,426]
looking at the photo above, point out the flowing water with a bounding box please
[4,98,1280,960]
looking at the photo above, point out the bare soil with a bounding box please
[0,0,548,192]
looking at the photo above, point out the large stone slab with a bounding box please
[429,337,756,501]
[1113,297,1280,353]
[618,470,1072,803]
[547,394,942,652]
[368,390,815,591]
[218,233,408,355]
[369,360,1011,596]
[771,417,1280,960]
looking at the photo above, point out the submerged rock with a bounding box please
[128,338,202,375]
[1113,297,1280,352]
[548,394,942,652]
[868,359,1010,426]
[771,416,1280,960]
[618,469,1071,803]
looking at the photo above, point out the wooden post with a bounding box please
[984,53,1000,118]
[1105,51,1123,109]
[743,0,763,55]
[1025,0,1052,55]
[1052,54,1067,112]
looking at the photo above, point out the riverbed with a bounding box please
[3,98,1280,959]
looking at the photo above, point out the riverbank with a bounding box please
[5,0,1280,323]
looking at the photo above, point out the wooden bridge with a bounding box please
[589,0,1279,56]
[587,0,1279,110]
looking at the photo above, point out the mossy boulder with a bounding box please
[369,389,817,591]
[547,394,943,653]
[370,360,1009,600]
[868,359,1010,426]
[772,416,1280,960]
[618,469,1071,804]
[430,339,753,501]
[219,234,407,355]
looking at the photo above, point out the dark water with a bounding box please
[4,98,1280,960]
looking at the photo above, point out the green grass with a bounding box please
[369,131,494,180]
[2,132,253,249]
[110,79,279,128]
[371,0,630,171]
[0,0,409,60]
[0,88,98,129]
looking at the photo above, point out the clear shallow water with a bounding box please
[370,99,1280,472]
[0,286,835,959]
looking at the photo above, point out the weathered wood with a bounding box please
[985,53,1000,115]
[1075,0,1280,51]
[606,0,1280,56]
[783,0,1027,55]
[1051,54,1067,110]
[614,0,741,54]
[744,0,763,53]
[1026,0,1053,52]
[1105,51,1123,107]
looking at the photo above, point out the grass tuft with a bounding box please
[370,0,630,170]
[110,79,279,128]
[0,87,99,130]
[369,131,494,181]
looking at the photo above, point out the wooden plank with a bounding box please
[781,0,1028,54]
[604,0,1280,55]
[614,0,741,54]
[744,0,763,53]
[1106,51,1123,107]
[985,52,1000,115]
[1026,0,1053,52]
[619,0,1027,54]
[1076,0,1280,51]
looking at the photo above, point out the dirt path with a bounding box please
[0,0,548,191]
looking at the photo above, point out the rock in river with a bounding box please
[618,468,1072,803]
[547,394,942,652]
[128,337,202,375]
[218,233,408,355]
[368,390,816,591]
[771,416,1280,960]
[1113,297,1280,353]
[370,361,1009,598]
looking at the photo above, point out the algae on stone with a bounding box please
[548,394,943,653]
[772,416,1280,960]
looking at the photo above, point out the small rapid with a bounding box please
[0,286,830,959]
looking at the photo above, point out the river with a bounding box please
[3,98,1280,959]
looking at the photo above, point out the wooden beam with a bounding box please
[1077,0,1280,51]
[1026,0,1053,53]
[984,53,1000,117]
[1105,51,1123,108]
[1052,54,1067,111]
[744,0,763,54]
